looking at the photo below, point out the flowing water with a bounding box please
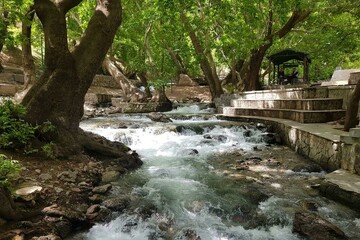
[74,105,360,240]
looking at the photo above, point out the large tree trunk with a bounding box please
[21,0,133,158]
[180,12,223,100]
[102,56,147,102]
[15,6,36,102]
[0,11,9,72]
[241,9,310,91]
[245,45,270,91]
[344,82,360,131]
[22,7,36,89]
[0,188,21,220]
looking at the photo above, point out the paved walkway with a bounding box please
[221,115,348,142]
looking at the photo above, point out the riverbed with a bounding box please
[73,105,360,240]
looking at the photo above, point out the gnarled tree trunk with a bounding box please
[0,188,22,220]
[15,6,36,102]
[241,9,310,91]
[21,0,141,164]
[102,56,147,102]
[0,11,9,72]
[180,12,223,101]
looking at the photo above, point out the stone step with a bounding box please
[230,98,343,111]
[222,107,345,123]
[230,87,329,100]
[0,83,22,96]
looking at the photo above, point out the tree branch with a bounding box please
[58,0,83,13]
[72,0,122,83]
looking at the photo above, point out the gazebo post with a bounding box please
[304,58,309,83]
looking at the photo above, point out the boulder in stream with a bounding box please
[147,112,172,123]
[292,211,348,240]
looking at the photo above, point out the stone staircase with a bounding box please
[219,87,346,123]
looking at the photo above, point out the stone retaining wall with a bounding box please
[220,115,354,173]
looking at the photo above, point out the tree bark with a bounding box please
[242,9,310,91]
[22,7,36,89]
[168,48,187,76]
[102,56,147,102]
[0,188,22,220]
[180,12,223,100]
[15,6,36,102]
[0,11,9,72]
[344,82,360,131]
[21,0,133,158]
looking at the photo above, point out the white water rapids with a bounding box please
[73,105,360,240]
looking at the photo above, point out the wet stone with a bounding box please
[103,196,130,211]
[92,184,112,194]
[293,211,348,240]
[39,173,53,181]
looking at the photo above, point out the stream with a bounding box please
[73,104,360,240]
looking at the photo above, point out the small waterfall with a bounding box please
[76,110,360,240]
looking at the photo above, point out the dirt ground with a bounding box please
[165,85,211,102]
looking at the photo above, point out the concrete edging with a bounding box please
[219,115,349,172]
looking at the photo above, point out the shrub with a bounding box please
[0,100,37,150]
[0,154,21,189]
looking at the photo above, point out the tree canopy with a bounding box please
[2,0,359,91]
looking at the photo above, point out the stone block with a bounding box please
[0,83,21,96]
[349,71,360,85]
[349,128,360,138]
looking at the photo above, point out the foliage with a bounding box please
[0,154,20,189]
[2,0,360,90]
[41,142,56,159]
[0,100,37,150]
[0,100,56,155]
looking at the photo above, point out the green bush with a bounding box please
[0,100,37,150]
[0,154,20,189]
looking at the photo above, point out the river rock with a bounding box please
[89,194,105,203]
[54,220,72,238]
[301,200,318,212]
[86,204,112,222]
[31,234,62,240]
[183,229,201,240]
[39,173,53,181]
[203,134,227,142]
[292,163,323,173]
[92,184,112,194]
[292,211,348,240]
[102,170,120,183]
[15,186,42,202]
[231,204,255,224]
[42,204,86,224]
[57,171,77,183]
[147,112,172,123]
[103,196,130,211]
[135,202,157,220]
[261,132,281,144]
[241,186,269,204]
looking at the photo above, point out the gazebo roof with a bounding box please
[268,49,311,65]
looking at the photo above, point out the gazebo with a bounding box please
[268,49,311,84]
